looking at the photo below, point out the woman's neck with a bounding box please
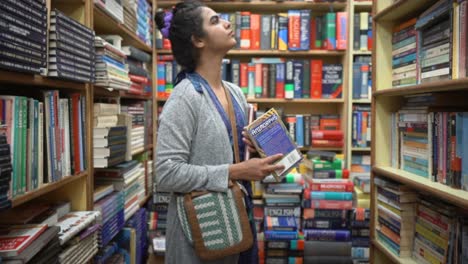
[196,53,224,90]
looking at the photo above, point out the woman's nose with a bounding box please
[223,20,231,29]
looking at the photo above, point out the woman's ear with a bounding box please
[191,35,205,48]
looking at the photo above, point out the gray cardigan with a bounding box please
[155,78,248,264]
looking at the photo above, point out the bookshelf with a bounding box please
[346,0,372,175]
[371,0,468,262]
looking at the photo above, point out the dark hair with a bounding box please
[155,2,206,72]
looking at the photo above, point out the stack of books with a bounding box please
[148,191,171,256]
[126,208,148,263]
[48,9,95,83]
[93,191,125,248]
[0,0,47,74]
[94,36,132,91]
[95,160,145,221]
[122,46,152,96]
[93,103,127,168]
[375,177,417,257]
[56,211,101,263]
[121,103,145,154]
[302,152,353,263]
[136,0,152,46]
[392,19,417,87]
[0,134,12,211]
[350,208,370,263]
[122,0,138,33]
[94,0,124,23]
[351,105,371,148]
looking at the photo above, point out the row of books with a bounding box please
[94,0,153,47]
[157,56,343,100]
[0,93,87,198]
[158,11,348,51]
[352,105,371,148]
[375,176,468,263]
[352,55,372,100]
[392,0,468,88]
[390,92,468,190]
[352,12,372,52]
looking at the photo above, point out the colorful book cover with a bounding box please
[245,108,302,182]
[0,224,47,257]
[322,64,343,98]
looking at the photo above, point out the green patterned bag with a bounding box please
[177,182,253,260]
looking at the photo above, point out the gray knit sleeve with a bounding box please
[155,81,229,194]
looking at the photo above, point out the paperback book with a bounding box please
[245,108,302,181]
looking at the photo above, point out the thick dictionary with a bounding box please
[245,108,302,182]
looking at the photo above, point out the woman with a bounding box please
[154,2,285,263]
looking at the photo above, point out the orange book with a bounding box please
[392,18,416,33]
[288,10,301,49]
[240,63,249,95]
[250,14,261,50]
[240,12,251,49]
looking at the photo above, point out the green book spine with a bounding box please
[21,97,28,193]
[302,60,310,98]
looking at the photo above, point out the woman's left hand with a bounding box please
[242,131,257,154]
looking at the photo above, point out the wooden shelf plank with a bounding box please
[373,166,468,208]
[0,70,87,90]
[132,145,153,156]
[373,0,439,22]
[157,49,345,57]
[157,97,344,103]
[353,1,373,12]
[119,91,153,100]
[12,172,88,208]
[352,99,371,104]
[372,239,418,264]
[353,50,372,56]
[139,194,152,207]
[374,78,468,97]
[93,6,152,52]
[352,147,371,151]
[300,147,343,151]
[157,1,347,12]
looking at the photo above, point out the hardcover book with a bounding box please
[245,108,302,182]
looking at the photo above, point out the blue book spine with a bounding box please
[264,230,298,240]
[300,10,310,50]
[293,60,303,98]
[295,114,304,147]
[361,63,369,99]
[310,191,353,200]
[353,63,362,99]
[304,229,351,241]
[392,53,417,67]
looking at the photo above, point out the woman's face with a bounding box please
[197,7,237,53]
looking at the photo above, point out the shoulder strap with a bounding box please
[223,83,240,164]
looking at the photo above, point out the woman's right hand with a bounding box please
[229,153,285,181]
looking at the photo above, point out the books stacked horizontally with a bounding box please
[94,0,124,23]
[48,9,96,83]
[351,105,371,148]
[262,173,304,264]
[122,46,152,96]
[121,103,145,154]
[0,134,12,211]
[350,208,371,263]
[122,0,138,33]
[56,211,101,264]
[302,151,353,263]
[146,159,154,197]
[95,160,145,221]
[375,177,417,257]
[0,0,47,74]
[353,175,370,209]
[93,191,125,248]
[148,191,170,256]
[136,0,152,46]
[125,208,148,263]
[94,36,132,91]
[392,18,417,87]
[414,0,452,84]
[93,103,127,168]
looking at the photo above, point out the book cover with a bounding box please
[0,224,48,257]
[245,108,302,182]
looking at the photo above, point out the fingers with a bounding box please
[264,153,284,164]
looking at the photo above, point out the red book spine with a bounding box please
[310,60,323,98]
[306,200,353,209]
[240,63,249,95]
[310,17,317,49]
[312,139,344,147]
[250,14,261,50]
[276,63,285,98]
[163,38,171,50]
[319,119,340,130]
[336,12,347,50]
[240,12,251,49]
[309,182,354,193]
[288,11,301,49]
[129,74,148,83]
[311,130,344,140]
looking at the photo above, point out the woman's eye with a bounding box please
[211,16,219,24]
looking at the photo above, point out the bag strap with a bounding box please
[223,82,240,164]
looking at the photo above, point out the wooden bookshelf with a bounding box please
[373,166,468,208]
[0,70,86,90]
[373,0,438,22]
[248,98,345,103]
[139,194,152,207]
[93,5,152,52]
[353,50,372,56]
[157,1,347,12]
[157,49,346,57]
[12,172,88,208]
[119,92,153,100]
[299,146,343,152]
[373,78,468,97]
[354,1,373,12]
[352,99,372,104]
[352,147,371,152]
[372,239,418,264]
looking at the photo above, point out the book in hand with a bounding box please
[245,108,302,182]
